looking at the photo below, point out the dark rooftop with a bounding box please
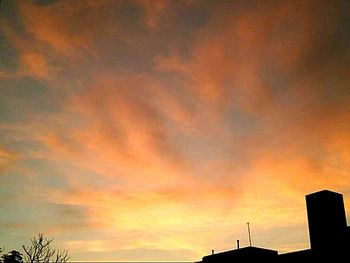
[202,246,278,261]
[306,189,343,198]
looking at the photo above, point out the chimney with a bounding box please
[211,249,214,255]
[237,240,240,249]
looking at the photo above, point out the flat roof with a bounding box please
[202,246,278,260]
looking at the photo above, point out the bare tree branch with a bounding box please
[54,250,70,263]
[22,233,70,263]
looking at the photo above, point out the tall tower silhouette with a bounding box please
[306,190,348,252]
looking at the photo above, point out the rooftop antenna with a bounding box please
[247,222,252,246]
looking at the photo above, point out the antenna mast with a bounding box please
[247,222,252,246]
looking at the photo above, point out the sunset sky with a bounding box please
[1,0,350,261]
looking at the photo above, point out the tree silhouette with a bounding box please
[1,250,23,263]
[22,234,69,263]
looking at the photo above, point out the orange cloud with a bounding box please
[0,1,121,81]
[17,1,96,57]
[136,0,170,29]
[19,52,51,79]
[0,147,18,173]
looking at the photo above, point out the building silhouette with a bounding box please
[201,246,278,262]
[197,189,350,262]
[306,190,348,252]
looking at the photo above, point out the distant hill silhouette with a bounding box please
[197,190,350,262]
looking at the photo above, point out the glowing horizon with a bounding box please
[1,0,350,261]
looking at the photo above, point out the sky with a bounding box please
[0,0,350,261]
